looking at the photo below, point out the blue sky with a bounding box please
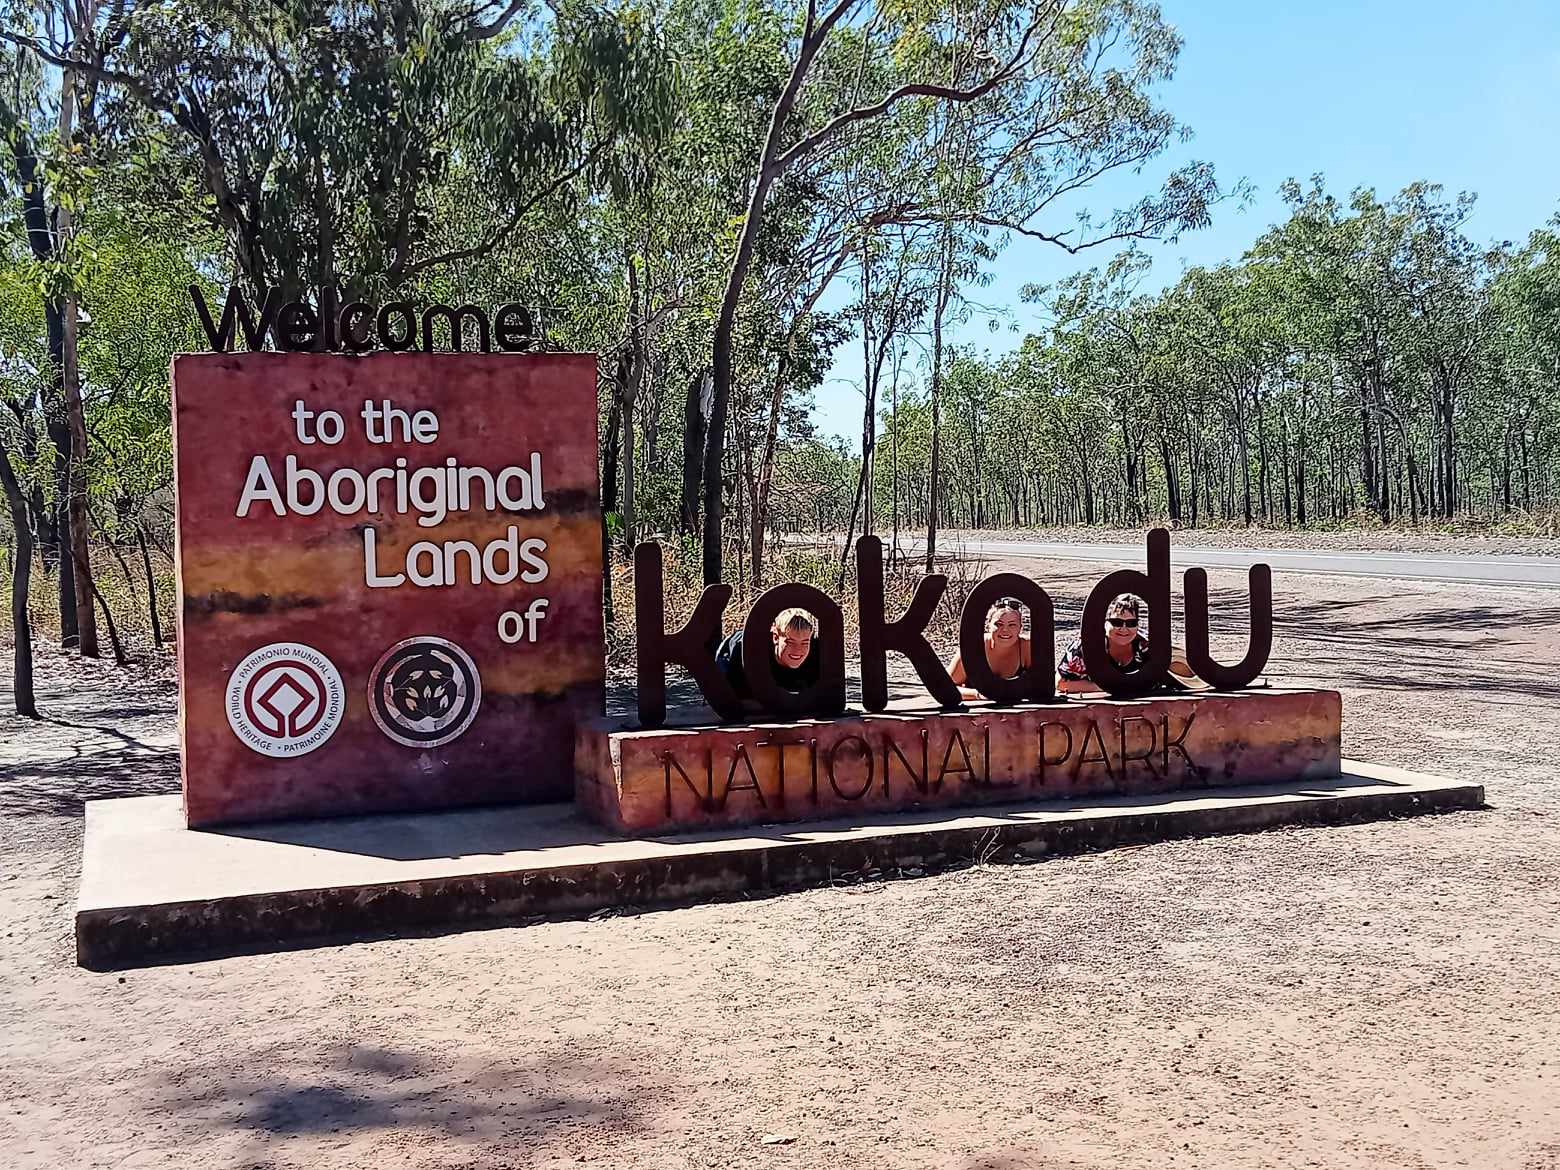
[812,0,1560,440]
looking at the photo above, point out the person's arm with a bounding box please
[946,651,982,701]
[715,632,751,700]
[1055,641,1097,695]
[1163,642,1194,678]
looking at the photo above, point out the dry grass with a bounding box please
[0,544,175,659]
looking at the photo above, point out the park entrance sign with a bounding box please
[70,353,1481,969]
[172,352,603,827]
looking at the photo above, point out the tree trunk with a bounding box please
[1255,389,1270,524]
[137,525,163,646]
[703,17,829,585]
[0,447,38,716]
[1502,428,1512,513]
[1359,396,1379,521]
[750,354,793,587]
[85,568,127,666]
[109,537,139,600]
[1519,425,1532,512]
[1160,430,1181,523]
[1184,417,1200,528]
[601,395,622,523]
[600,393,622,628]
[751,246,852,584]
[679,369,708,535]
[1439,386,1457,516]
[706,209,767,581]
[890,349,901,560]
[643,353,664,478]
[838,456,867,587]
[621,255,643,550]
[11,112,76,646]
[1278,410,1293,528]
[619,350,639,551]
[1295,406,1308,528]
[925,223,954,573]
[62,295,100,656]
[53,62,98,655]
[1236,392,1253,526]
[1076,426,1096,525]
[54,459,78,647]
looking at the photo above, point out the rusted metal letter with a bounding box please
[857,536,962,712]
[742,583,847,719]
[1080,528,1173,698]
[957,572,1057,704]
[1183,563,1272,690]
[634,541,743,727]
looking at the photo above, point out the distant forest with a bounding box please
[797,180,1560,548]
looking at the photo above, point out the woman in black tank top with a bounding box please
[946,598,1031,700]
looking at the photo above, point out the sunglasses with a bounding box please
[1107,617,1139,628]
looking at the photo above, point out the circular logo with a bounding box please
[226,642,345,758]
[368,636,482,748]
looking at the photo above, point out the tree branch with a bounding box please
[0,28,170,111]
[399,146,600,280]
[463,0,529,41]
[774,16,1042,173]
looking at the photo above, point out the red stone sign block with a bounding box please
[174,352,603,827]
[577,688,1342,834]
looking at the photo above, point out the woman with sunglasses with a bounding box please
[1056,592,1154,694]
[947,598,1032,700]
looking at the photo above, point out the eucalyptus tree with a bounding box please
[0,230,42,713]
[1490,221,1560,513]
[1374,183,1492,519]
[0,3,131,656]
[843,221,936,553]
[5,0,674,299]
[699,0,1226,583]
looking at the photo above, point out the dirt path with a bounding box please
[3,560,1559,1170]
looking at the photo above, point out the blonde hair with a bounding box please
[773,608,814,634]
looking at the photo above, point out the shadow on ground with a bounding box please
[153,1041,646,1146]
[0,750,180,816]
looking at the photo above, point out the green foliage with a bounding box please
[6,0,1555,675]
[889,179,1560,532]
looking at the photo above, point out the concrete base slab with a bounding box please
[76,761,1483,969]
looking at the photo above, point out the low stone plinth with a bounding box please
[77,764,1479,969]
[576,687,1342,834]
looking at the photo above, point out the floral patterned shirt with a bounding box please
[1057,634,1151,682]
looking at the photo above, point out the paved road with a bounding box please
[883,537,1560,589]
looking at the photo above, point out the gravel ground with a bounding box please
[2,549,1559,1170]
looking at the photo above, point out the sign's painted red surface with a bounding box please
[173,352,603,827]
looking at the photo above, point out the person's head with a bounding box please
[771,608,815,668]
[986,598,1023,644]
[1105,592,1143,645]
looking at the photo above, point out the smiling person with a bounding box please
[947,598,1033,701]
[1057,591,1147,693]
[1056,592,1197,694]
[715,608,820,705]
